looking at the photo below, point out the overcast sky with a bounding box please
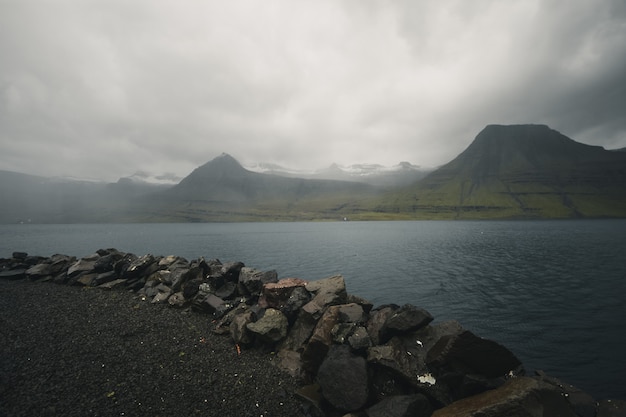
[1,0,625,181]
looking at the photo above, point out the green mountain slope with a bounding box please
[375,124,626,219]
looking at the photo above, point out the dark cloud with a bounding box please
[1,0,624,181]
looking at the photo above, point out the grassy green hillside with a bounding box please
[371,125,626,219]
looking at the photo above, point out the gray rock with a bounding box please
[336,303,367,324]
[382,304,434,339]
[246,308,289,344]
[151,291,171,304]
[230,310,255,345]
[0,269,27,280]
[367,305,398,345]
[317,345,369,412]
[239,267,278,295]
[194,293,226,314]
[301,305,341,374]
[366,394,433,417]
[26,263,52,279]
[348,326,372,351]
[67,258,97,278]
[303,275,347,318]
[167,292,187,308]
[93,271,117,286]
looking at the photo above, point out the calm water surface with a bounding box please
[1,220,625,399]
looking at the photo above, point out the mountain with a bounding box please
[140,153,381,221]
[0,170,172,223]
[246,160,430,186]
[376,124,626,219]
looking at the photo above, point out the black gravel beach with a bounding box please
[0,279,304,417]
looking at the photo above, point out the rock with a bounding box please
[151,291,171,304]
[67,258,97,279]
[367,338,412,382]
[427,330,522,379]
[214,281,237,300]
[346,293,374,314]
[76,273,97,286]
[367,305,399,345]
[182,278,202,299]
[280,286,312,322]
[381,304,433,340]
[246,308,289,344]
[230,310,255,345]
[239,267,278,295]
[93,271,117,286]
[220,261,245,282]
[194,293,226,314]
[366,394,433,417]
[317,345,369,412]
[534,370,597,417]
[276,349,305,379]
[168,292,188,308]
[348,326,372,351]
[301,305,341,374]
[295,384,325,417]
[336,303,367,324]
[331,322,357,344]
[93,251,123,272]
[598,399,626,417]
[0,269,27,280]
[260,278,308,310]
[303,275,347,318]
[123,254,158,279]
[431,377,577,417]
[26,263,52,279]
[12,251,28,260]
[278,309,319,352]
[169,267,191,292]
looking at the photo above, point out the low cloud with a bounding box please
[1,0,624,181]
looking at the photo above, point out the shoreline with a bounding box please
[2,250,624,416]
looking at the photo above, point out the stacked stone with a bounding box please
[1,250,623,417]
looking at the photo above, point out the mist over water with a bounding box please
[2,220,625,399]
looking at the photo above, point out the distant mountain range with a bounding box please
[245,160,429,187]
[1,124,625,222]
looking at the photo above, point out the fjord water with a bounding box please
[2,220,625,399]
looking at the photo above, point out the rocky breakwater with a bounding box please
[1,249,624,417]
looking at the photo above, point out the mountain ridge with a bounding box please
[2,124,626,222]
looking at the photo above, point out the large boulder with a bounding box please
[427,330,523,379]
[381,304,434,340]
[317,345,369,412]
[431,377,577,417]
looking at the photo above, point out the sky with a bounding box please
[1,0,625,182]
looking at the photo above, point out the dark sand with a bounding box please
[0,279,305,417]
